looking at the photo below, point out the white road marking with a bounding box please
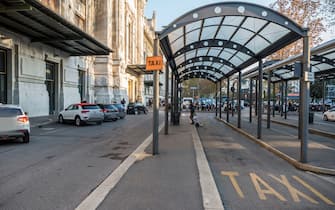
[192,125,225,210]
[75,123,164,210]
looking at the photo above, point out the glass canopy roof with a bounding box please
[244,39,335,82]
[159,2,306,83]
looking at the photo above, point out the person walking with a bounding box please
[190,103,195,124]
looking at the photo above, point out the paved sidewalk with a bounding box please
[29,115,58,128]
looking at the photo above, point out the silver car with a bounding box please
[97,104,119,121]
[0,104,30,143]
[58,103,104,126]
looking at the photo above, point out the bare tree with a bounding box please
[268,0,325,60]
[321,0,335,33]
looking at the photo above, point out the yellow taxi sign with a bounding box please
[146,56,163,71]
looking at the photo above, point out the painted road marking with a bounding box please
[221,171,244,198]
[221,171,335,205]
[270,174,318,204]
[293,176,335,205]
[250,173,286,201]
[75,123,164,210]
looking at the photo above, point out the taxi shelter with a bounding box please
[159,2,312,162]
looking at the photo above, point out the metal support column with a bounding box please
[152,36,159,155]
[237,71,241,128]
[281,81,284,117]
[322,80,326,112]
[255,79,259,116]
[215,82,218,117]
[219,80,222,119]
[170,73,174,124]
[267,72,271,128]
[257,59,263,139]
[227,78,230,122]
[164,62,169,135]
[174,78,178,125]
[272,82,275,117]
[249,78,253,123]
[300,29,310,163]
[284,80,288,119]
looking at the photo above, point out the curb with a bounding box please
[30,119,55,128]
[216,117,335,176]
[267,119,335,139]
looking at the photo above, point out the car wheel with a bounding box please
[75,116,81,126]
[58,115,64,124]
[323,115,328,121]
[22,131,30,143]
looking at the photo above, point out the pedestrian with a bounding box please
[190,103,195,124]
[121,98,126,105]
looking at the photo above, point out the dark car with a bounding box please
[113,103,126,119]
[127,103,148,115]
[97,104,119,121]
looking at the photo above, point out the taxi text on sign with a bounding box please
[146,56,163,71]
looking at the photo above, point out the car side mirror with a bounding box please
[65,108,68,111]
[24,112,28,115]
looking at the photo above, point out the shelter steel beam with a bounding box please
[281,81,284,117]
[220,80,222,119]
[165,62,170,135]
[152,36,159,155]
[267,72,271,128]
[300,29,310,163]
[170,72,175,124]
[323,80,326,112]
[238,71,241,128]
[273,82,276,117]
[257,60,263,139]
[249,78,253,123]
[216,82,218,117]
[255,79,259,116]
[285,80,288,119]
[227,78,230,122]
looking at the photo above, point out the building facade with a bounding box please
[0,0,158,117]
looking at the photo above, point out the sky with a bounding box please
[144,0,334,43]
[144,0,275,30]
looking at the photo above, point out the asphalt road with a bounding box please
[196,112,335,210]
[0,112,162,210]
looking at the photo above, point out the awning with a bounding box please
[127,64,162,76]
[0,0,112,56]
[159,2,306,83]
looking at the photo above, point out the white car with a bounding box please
[0,104,30,143]
[58,103,104,126]
[323,108,335,121]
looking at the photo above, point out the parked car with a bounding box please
[127,103,148,114]
[58,103,104,126]
[112,103,126,119]
[323,108,335,121]
[97,104,119,121]
[0,104,30,143]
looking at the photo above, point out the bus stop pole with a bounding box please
[272,82,275,117]
[257,59,263,139]
[255,79,258,116]
[152,35,159,155]
[285,80,288,119]
[164,62,169,135]
[300,28,310,163]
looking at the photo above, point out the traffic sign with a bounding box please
[146,56,163,71]
[304,72,314,82]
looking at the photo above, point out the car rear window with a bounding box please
[82,105,100,110]
[0,107,23,117]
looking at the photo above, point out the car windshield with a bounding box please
[82,105,100,109]
[114,104,124,109]
[0,107,23,117]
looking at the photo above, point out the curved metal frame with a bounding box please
[173,39,256,58]
[177,55,236,69]
[179,65,226,77]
